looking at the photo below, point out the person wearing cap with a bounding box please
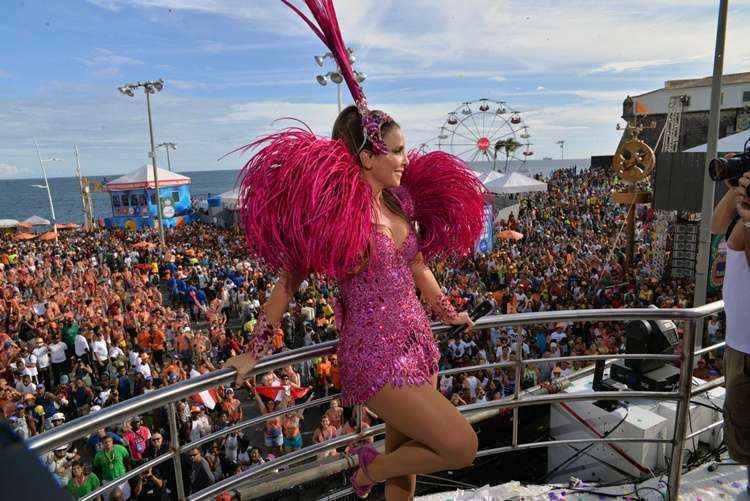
[122,416,152,463]
[33,337,51,389]
[48,411,66,431]
[10,403,30,438]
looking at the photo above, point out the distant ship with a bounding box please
[542,156,553,160]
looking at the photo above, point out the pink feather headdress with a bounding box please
[281,0,393,154]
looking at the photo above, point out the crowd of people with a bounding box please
[0,164,724,499]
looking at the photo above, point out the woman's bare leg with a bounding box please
[384,373,438,500]
[385,423,416,499]
[356,380,478,487]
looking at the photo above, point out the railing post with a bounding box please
[667,319,697,500]
[168,402,187,501]
[512,336,523,447]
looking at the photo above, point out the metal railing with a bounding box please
[26,302,726,501]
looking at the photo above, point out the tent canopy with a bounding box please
[0,219,19,228]
[484,172,547,195]
[219,187,240,210]
[22,215,51,226]
[105,164,191,191]
[685,129,750,153]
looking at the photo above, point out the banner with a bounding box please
[707,233,727,295]
[475,203,494,254]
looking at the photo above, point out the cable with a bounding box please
[542,407,630,482]
[634,484,667,500]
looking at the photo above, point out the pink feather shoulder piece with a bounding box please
[237,128,373,279]
[397,151,487,261]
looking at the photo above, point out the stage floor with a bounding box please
[416,454,749,500]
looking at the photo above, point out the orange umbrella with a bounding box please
[13,232,37,241]
[498,230,524,241]
[55,222,80,230]
[38,231,57,241]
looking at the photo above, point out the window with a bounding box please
[112,194,121,207]
[743,90,750,102]
[150,192,157,204]
[130,194,139,206]
[121,193,129,206]
[171,190,181,202]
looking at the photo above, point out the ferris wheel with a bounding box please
[433,98,533,170]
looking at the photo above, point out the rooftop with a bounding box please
[664,71,750,90]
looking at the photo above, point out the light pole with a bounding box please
[33,138,61,238]
[557,140,566,160]
[118,79,166,247]
[314,48,366,113]
[156,142,177,172]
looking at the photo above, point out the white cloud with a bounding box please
[536,86,545,91]
[0,163,23,178]
[76,48,143,79]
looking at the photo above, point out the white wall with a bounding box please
[634,83,750,115]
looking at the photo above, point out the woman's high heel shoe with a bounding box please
[349,444,379,499]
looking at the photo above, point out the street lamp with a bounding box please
[32,138,60,238]
[557,140,566,160]
[156,142,177,172]
[314,48,365,113]
[118,78,166,247]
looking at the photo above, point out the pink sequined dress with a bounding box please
[335,205,440,406]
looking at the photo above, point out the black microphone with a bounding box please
[441,300,494,339]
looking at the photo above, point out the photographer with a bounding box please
[716,169,750,473]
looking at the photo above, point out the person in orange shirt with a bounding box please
[271,327,284,354]
[316,356,332,396]
[136,329,152,353]
[330,354,341,391]
[175,327,193,363]
[150,326,166,367]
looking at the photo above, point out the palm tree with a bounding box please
[494,138,521,172]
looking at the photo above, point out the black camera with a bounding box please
[708,138,750,187]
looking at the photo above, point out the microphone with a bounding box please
[441,300,494,339]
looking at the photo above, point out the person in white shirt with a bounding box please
[21,347,39,383]
[91,332,109,367]
[74,332,91,363]
[108,344,125,361]
[439,375,454,397]
[49,336,68,387]
[33,338,51,389]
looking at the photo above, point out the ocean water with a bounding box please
[1,158,588,224]
[0,169,242,224]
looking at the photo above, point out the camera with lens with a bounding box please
[708,139,750,189]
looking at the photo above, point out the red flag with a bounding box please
[255,385,310,401]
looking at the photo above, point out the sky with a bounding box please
[1,0,749,179]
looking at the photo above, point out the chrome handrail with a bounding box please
[26,301,726,501]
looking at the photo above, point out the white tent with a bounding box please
[220,187,240,210]
[484,172,547,195]
[0,219,20,228]
[472,170,505,185]
[685,129,750,153]
[105,164,191,191]
[22,215,51,226]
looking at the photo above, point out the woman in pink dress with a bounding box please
[227,2,486,498]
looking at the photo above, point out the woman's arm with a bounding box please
[410,253,473,327]
[710,185,738,235]
[226,271,302,385]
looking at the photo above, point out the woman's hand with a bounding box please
[445,311,474,329]
[226,352,258,386]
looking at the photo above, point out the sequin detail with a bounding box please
[246,311,277,362]
[425,293,459,323]
[336,226,440,406]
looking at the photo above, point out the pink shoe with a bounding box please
[349,444,379,499]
